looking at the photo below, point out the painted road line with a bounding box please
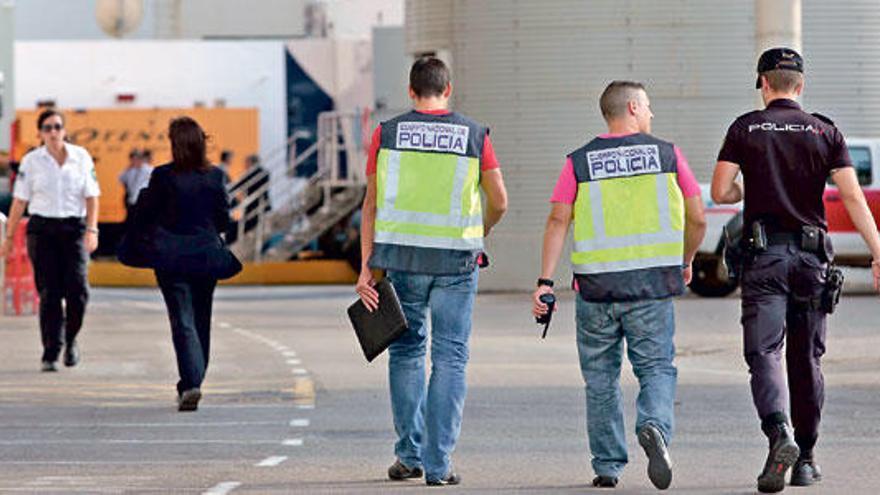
[289,419,310,427]
[292,368,308,375]
[0,440,287,445]
[282,351,297,357]
[203,481,242,495]
[219,322,232,329]
[286,359,302,365]
[255,456,288,467]
[0,421,284,428]
[282,438,304,446]
[296,404,315,410]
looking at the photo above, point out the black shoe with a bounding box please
[790,459,822,486]
[177,388,202,412]
[591,476,618,488]
[426,469,460,486]
[757,423,800,493]
[41,361,58,372]
[638,424,673,490]
[388,459,423,480]
[63,342,80,367]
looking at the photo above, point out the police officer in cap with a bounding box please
[711,48,880,493]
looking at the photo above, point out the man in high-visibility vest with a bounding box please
[533,81,706,490]
[356,56,508,486]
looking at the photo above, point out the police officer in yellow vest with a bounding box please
[533,81,706,490]
[356,57,508,486]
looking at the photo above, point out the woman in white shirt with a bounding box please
[1,109,101,372]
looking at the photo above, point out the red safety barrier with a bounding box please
[3,219,39,316]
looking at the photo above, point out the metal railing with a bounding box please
[226,110,369,262]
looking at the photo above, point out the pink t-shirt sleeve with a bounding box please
[674,146,700,198]
[550,157,577,204]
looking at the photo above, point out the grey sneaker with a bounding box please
[757,423,800,493]
[638,424,673,490]
[591,475,618,488]
[177,388,202,412]
[790,458,822,486]
[388,459,423,480]
[425,469,460,486]
[41,361,58,372]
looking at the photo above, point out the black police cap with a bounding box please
[755,47,804,89]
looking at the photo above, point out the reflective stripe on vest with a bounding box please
[375,148,483,251]
[571,172,684,274]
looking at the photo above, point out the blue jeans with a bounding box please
[575,296,677,478]
[385,269,478,481]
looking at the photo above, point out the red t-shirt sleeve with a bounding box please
[674,146,701,199]
[550,157,577,204]
[365,125,382,176]
[480,134,500,171]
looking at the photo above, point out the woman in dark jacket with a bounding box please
[127,117,236,412]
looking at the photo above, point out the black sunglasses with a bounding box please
[41,123,64,132]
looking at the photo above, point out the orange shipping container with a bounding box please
[14,108,259,223]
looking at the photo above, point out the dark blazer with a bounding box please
[117,164,242,279]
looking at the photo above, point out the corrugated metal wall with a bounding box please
[406,0,757,290]
[803,0,880,138]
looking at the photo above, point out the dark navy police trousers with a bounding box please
[741,243,827,453]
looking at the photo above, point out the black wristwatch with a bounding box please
[537,278,554,288]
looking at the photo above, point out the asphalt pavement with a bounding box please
[0,275,878,494]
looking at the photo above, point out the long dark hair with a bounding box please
[169,117,209,172]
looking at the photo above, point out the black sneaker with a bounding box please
[790,459,822,486]
[41,361,58,372]
[638,424,673,490]
[388,459,423,480]
[63,342,80,367]
[177,388,202,412]
[425,469,460,486]
[591,475,618,488]
[757,423,800,493]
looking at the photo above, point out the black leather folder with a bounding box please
[347,279,408,362]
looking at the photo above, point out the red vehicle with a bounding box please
[691,137,880,297]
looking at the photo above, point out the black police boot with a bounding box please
[63,341,80,367]
[638,424,673,490]
[790,458,822,486]
[591,475,618,488]
[757,422,800,493]
[388,459,423,480]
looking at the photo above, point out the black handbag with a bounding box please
[118,225,242,280]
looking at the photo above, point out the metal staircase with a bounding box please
[228,111,368,263]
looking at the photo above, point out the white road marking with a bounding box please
[203,481,242,495]
[255,455,288,467]
[286,359,302,365]
[0,440,286,445]
[0,421,283,428]
[282,351,297,357]
[292,368,308,375]
[289,418,310,427]
[219,322,231,329]
[282,438,304,446]
[296,404,315,410]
